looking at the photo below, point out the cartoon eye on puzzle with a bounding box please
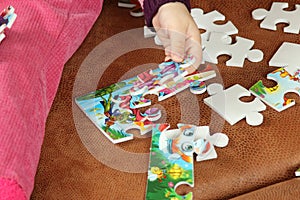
[183,129,194,136]
[181,142,194,152]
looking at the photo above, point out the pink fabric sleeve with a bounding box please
[0,0,103,199]
[139,0,144,8]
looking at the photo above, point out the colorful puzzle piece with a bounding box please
[193,126,229,161]
[0,5,17,43]
[145,124,229,200]
[191,8,238,41]
[204,84,266,126]
[250,68,300,112]
[202,32,264,67]
[269,42,300,76]
[252,2,300,34]
[76,59,216,144]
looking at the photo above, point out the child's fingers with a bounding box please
[186,26,202,70]
[164,55,171,61]
[169,30,186,62]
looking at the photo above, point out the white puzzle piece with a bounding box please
[269,42,300,75]
[252,2,300,34]
[191,8,238,40]
[144,26,156,38]
[6,13,17,29]
[202,32,264,67]
[204,84,266,126]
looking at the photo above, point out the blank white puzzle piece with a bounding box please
[202,32,264,67]
[204,84,266,126]
[252,2,300,34]
[191,8,238,41]
[269,42,300,75]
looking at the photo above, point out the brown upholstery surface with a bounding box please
[32,0,300,199]
[232,178,300,200]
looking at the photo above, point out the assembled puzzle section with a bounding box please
[0,5,17,43]
[252,2,300,34]
[202,32,264,67]
[146,124,195,200]
[145,124,229,200]
[269,42,300,76]
[204,83,266,126]
[75,59,216,144]
[250,68,300,112]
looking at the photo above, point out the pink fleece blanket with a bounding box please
[0,0,103,199]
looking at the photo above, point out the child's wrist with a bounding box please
[143,0,191,27]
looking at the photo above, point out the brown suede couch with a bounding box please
[31,0,300,199]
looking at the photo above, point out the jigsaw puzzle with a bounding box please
[0,5,17,43]
[193,126,229,162]
[250,67,300,112]
[75,59,216,144]
[204,83,266,126]
[190,8,238,41]
[269,42,300,75]
[145,123,229,200]
[252,2,300,34]
[202,32,264,67]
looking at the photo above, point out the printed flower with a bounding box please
[168,182,174,188]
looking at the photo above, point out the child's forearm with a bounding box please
[140,0,191,27]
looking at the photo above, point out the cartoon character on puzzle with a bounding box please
[0,5,17,42]
[76,58,216,144]
[250,67,300,112]
[145,124,229,200]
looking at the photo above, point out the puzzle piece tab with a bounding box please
[202,32,264,67]
[252,2,300,34]
[269,42,300,75]
[250,68,300,112]
[204,84,266,126]
[146,123,229,200]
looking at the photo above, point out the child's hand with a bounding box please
[152,2,202,73]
